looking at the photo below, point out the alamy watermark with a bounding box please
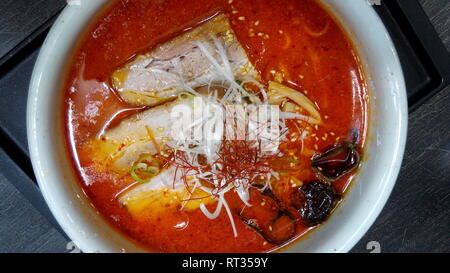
[367,0,382,5]
[67,0,381,8]
[66,241,81,253]
[366,241,381,253]
[67,0,81,6]
[169,97,281,153]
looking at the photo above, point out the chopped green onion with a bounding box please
[130,154,160,183]
[130,164,151,183]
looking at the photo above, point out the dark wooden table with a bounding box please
[0,0,448,253]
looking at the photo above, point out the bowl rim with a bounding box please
[27,0,408,253]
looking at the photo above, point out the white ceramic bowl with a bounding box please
[27,0,407,253]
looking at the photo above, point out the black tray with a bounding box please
[374,0,450,112]
[0,0,448,241]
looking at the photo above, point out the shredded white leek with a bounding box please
[144,36,322,237]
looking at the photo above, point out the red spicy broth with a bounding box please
[63,0,368,252]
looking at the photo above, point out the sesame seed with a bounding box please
[274,72,284,83]
[278,29,284,34]
[238,16,246,21]
[299,74,305,79]
[314,144,319,150]
[254,20,260,26]
[257,32,264,37]
[228,0,233,4]
[231,10,238,14]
